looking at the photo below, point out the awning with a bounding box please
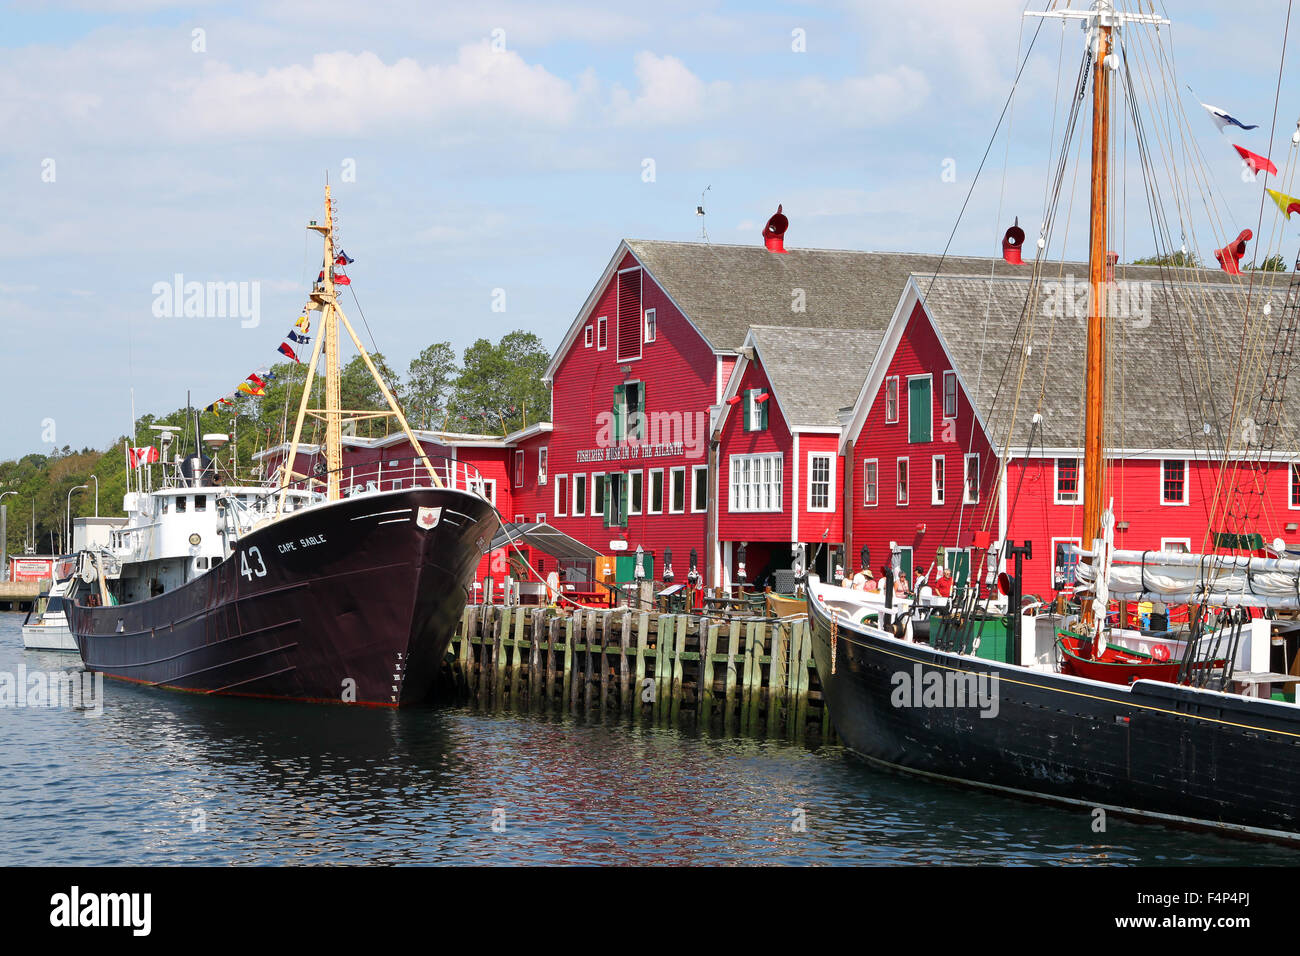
[488,522,602,562]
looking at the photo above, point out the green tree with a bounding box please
[1250,254,1289,272]
[449,331,551,435]
[402,342,458,430]
[1133,250,1202,268]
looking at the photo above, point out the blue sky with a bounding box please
[1,0,1296,460]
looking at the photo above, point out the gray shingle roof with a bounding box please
[749,326,884,428]
[920,272,1296,452]
[622,239,1239,354]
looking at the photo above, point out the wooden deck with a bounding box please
[438,605,834,741]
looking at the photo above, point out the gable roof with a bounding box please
[624,240,1005,353]
[914,271,1295,453]
[745,325,885,429]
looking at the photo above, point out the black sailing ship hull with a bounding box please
[806,593,1300,841]
[68,488,496,707]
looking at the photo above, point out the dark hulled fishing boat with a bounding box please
[809,0,1300,841]
[69,485,494,705]
[67,186,497,706]
[807,580,1300,840]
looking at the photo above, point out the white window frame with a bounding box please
[573,474,587,516]
[554,474,568,517]
[963,453,980,505]
[648,468,664,515]
[931,454,945,506]
[591,472,605,517]
[807,452,835,513]
[514,450,525,488]
[1290,461,1300,510]
[480,479,496,508]
[691,464,708,513]
[885,376,899,424]
[669,466,687,514]
[896,457,909,506]
[863,458,879,507]
[535,513,546,524]
[513,513,525,524]
[942,370,958,420]
[628,469,643,516]
[596,316,608,351]
[1161,458,1189,505]
[1054,457,1081,505]
[644,307,657,343]
[538,447,548,485]
[584,325,593,348]
[728,453,784,513]
[1161,538,1192,553]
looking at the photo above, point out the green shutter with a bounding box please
[742,389,752,432]
[952,549,970,591]
[908,378,932,443]
[619,473,630,527]
[760,393,769,431]
[603,476,612,528]
[613,383,626,443]
[635,383,645,441]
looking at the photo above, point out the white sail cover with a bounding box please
[1073,546,1300,608]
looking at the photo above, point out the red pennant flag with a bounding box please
[278,342,300,363]
[1234,144,1277,176]
[333,273,351,286]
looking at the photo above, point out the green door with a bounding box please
[908,377,932,443]
[614,552,655,583]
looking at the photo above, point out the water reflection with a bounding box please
[1,614,1297,865]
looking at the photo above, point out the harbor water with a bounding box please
[0,613,1295,866]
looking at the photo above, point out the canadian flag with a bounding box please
[129,446,159,468]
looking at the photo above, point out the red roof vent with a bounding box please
[763,205,789,253]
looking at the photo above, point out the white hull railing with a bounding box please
[282,455,493,504]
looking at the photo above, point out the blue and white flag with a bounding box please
[1201,102,1259,133]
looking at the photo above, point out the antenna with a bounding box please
[696,185,711,242]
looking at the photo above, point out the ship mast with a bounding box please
[1027,1,1167,626]
[277,184,444,516]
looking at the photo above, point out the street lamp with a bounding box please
[0,491,16,581]
[66,485,87,555]
[88,474,98,516]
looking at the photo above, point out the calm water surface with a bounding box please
[1,613,1295,866]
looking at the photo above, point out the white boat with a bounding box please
[21,578,77,651]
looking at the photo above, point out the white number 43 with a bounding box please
[240,546,267,581]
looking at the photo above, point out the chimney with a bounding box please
[763,205,789,253]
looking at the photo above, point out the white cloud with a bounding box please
[183,44,581,138]
[610,52,730,126]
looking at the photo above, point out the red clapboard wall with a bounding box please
[847,299,999,583]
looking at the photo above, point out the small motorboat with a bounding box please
[21,578,77,651]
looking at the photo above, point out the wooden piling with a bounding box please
[724,619,741,736]
[700,620,720,727]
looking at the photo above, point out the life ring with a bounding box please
[1150,643,1171,662]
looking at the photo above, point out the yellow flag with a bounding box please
[1267,188,1300,219]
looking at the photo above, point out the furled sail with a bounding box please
[1073,545,1300,609]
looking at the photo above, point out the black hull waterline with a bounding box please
[68,488,496,707]
[806,592,1300,842]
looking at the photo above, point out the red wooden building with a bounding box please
[256,220,1295,604]
[839,270,1294,596]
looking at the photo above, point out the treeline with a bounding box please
[0,331,550,554]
